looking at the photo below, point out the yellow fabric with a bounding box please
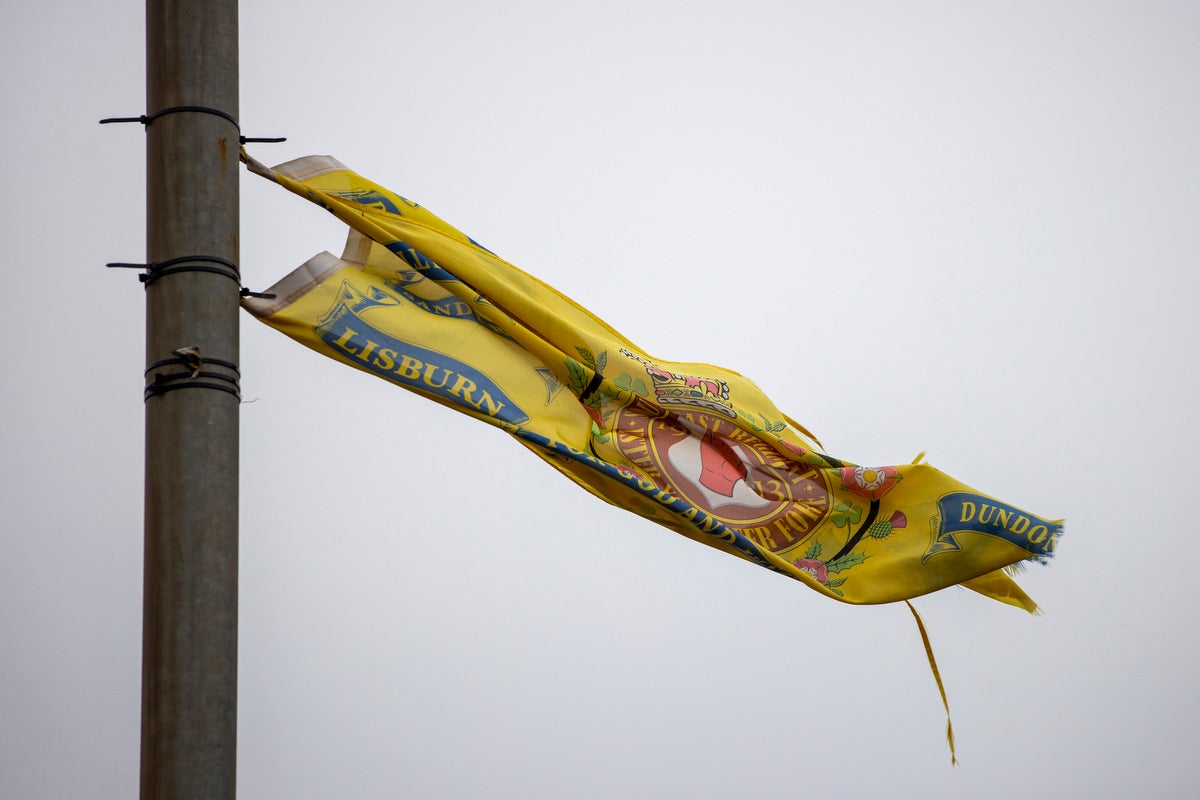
[907,601,957,765]
[242,153,1061,610]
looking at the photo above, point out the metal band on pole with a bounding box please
[141,2,240,797]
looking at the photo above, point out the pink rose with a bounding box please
[794,558,828,584]
[840,465,902,501]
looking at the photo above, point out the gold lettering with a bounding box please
[725,426,758,444]
[357,340,379,362]
[761,452,790,470]
[994,508,1010,528]
[1027,525,1049,545]
[770,519,797,544]
[395,355,422,380]
[617,433,649,452]
[447,374,478,405]
[979,504,996,524]
[331,326,359,354]
[475,391,505,418]
[960,501,977,523]
[372,348,397,371]
[752,477,785,500]
[747,526,777,549]
[422,364,451,389]
[1009,515,1030,535]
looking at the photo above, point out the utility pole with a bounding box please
[141,1,239,797]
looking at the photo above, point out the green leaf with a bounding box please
[565,358,587,395]
[590,421,610,444]
[804,540,822,559]
[758,414,785,433]
[827,552,869,573]
[575,346,596,369]
[596,350,608,373]
[614,374,632,391]
[631,378,648,396]
[826,577,847,588]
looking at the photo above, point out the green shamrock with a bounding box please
[614,373,649,397]
[831,500,862,529]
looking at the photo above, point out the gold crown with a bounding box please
[619,350,736,419]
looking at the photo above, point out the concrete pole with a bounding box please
[142,2,239,797]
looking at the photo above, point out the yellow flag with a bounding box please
[243,153,1061,611]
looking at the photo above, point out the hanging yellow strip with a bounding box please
[907,601,958,765]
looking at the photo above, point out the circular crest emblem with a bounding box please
[614,406,831,553]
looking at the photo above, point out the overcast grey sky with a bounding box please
[3,2,1198,797]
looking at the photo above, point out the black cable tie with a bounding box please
[99,108,285,143]
[145,346,241,401]
[139,262,239,287]
[147,370,241,387]
[144,371,241,401]
[107,256,241,288]
[145,356,240,376]
[109,259,276,299]
[100,105,239,129]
